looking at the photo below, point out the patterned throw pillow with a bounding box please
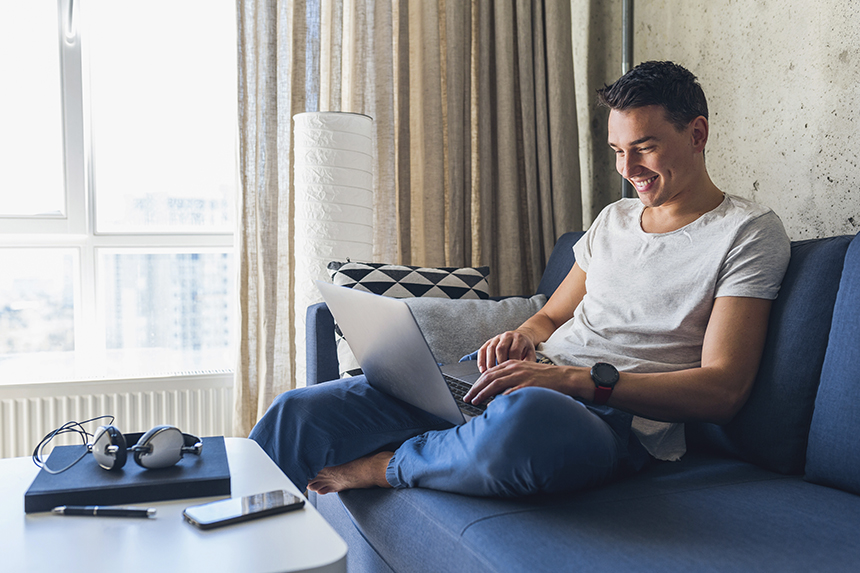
[327,261,491,377]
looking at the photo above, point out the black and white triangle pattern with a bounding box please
[327,261,491,300]
[326,261,491,377]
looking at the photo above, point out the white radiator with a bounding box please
[0,373,234,459]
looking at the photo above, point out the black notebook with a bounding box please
[24,436,231,513]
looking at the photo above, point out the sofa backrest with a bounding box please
[805,233,860,494]
[690,234,855,474]
[536,232,584,298]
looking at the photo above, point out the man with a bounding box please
[250,61,791,498]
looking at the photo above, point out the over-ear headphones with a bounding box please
[33,416,203,474]
[89,425,203,471]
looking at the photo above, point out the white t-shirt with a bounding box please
[537,194,791,461]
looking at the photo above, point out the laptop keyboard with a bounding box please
[443,374,488,417]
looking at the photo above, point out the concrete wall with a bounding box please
[573,0,859,240]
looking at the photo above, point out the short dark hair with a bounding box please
[596,61,708,131]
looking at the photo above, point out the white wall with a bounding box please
[573,0,860,240]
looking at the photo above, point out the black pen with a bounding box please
[52,505,156,518]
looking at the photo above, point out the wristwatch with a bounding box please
[590,362,619,405]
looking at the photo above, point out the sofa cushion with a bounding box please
[327,261,491,376]
[403,295,547,366]
[324,452,860,572]
[805,233,860,494]
[327,261,491,299]
[690,235,853,474]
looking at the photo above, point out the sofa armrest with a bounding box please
[306,302,339,386]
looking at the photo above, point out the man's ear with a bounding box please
[690,116,709,152]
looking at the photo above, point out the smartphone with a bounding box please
[183,489,305,530]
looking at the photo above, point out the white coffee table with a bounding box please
[0,437,347,573]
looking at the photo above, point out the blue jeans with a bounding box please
[249,376,650,497]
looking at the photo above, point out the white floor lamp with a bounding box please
[293,111,374,386]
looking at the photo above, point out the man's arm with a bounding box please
[467,295,773,425]
[477,263,587,372]
[606,295,772,423]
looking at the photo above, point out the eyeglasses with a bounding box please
[33,416,203,474]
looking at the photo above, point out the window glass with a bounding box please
[0,249,76,356]
[100,250,234,376]
[87,0,237,233]
[0,2,65,217]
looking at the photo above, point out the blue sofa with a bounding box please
[305,230,860,572]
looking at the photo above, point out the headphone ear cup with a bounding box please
[105,425,127,470]
[133,425,183,469]
[91,425,127,470]
[133,426,162,467]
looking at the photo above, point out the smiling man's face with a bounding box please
[608,104,707,210]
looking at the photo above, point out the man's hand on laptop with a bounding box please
[477,330,537,373]
[464,359,585,406]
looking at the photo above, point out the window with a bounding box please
[0,0,237,384]
[0,2,65,218]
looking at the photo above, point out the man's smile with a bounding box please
[633,175,658,190]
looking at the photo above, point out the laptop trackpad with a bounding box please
[440,360,481,383]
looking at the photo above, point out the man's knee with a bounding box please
[488,387,586,441]
[250,377,365,447]
[475,388,619,494]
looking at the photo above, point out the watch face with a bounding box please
[592,363,619,386]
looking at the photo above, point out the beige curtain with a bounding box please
[234,0,581,437]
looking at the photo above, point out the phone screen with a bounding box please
[183,490,305,529]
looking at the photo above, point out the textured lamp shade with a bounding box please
[293,111,373,385]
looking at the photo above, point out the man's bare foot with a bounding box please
[307,451,394,495]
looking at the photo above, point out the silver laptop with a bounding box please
[316,280,486,425]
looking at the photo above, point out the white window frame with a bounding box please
[0,0,236,385]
